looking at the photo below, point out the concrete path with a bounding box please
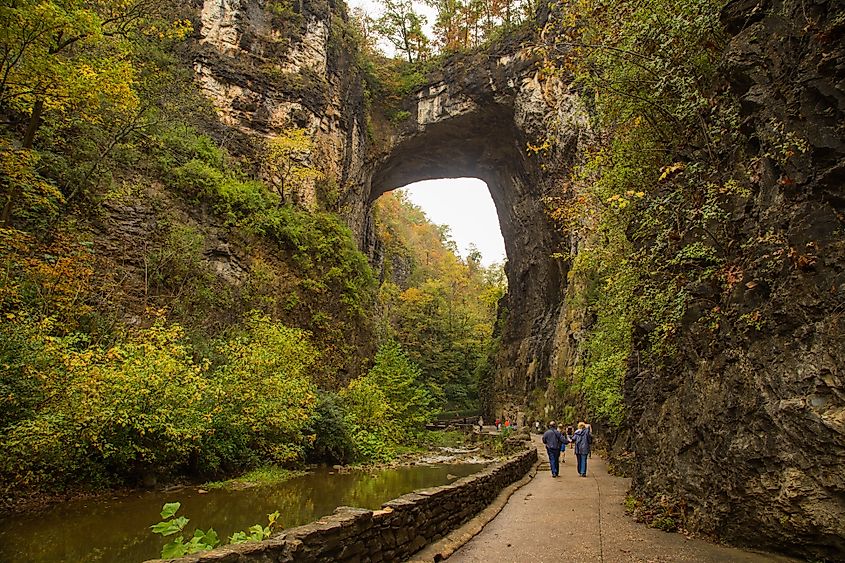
[448,437,797,563]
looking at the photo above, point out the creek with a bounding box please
[0,462,487,563]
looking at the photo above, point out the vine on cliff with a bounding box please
[541,0,754,424]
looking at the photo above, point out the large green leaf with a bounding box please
[229,531,248,544]
[150,516,189,536]
[194,528,220,548]
[161,537,188,558]
[160,502,181,519]
[150,521,179,536]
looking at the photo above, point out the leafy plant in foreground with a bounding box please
[229,510,281,544]
[150,502,220,558]
[151,502,282,557]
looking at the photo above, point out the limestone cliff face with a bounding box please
[191,0,369,209]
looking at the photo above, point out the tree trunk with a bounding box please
[22,99,43,150]
[1,98,43,226]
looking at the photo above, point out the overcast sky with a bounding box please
[396,179,507,267]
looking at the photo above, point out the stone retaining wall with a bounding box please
[149,445,537,563]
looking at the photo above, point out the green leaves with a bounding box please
[540,0,742,424]
[339,340,440,461]
[160,538,188,558]
[159,531,221,558]
[191,528,220,550]
[151,502,220,557]
[372,0,430,63]
[229,511,281,544]
[159,502,181,520]
[0,0,194,221]
[151,503,189,538]
[372,190,502,414]
[150,502,282,557]
[150,516,189,537]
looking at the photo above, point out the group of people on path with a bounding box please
[476,416,519,432]
[541,421,592,478]
[493,417,517,431]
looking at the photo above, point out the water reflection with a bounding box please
[0,463,485,563]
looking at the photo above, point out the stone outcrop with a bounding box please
[191,0,369,208]
[145,446,537,563]
[189,0,590,421]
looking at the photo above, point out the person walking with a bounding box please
[560,428,572,463]
[573,421,592,477]
[542,421,565,478]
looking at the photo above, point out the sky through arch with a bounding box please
[396,178,506,267]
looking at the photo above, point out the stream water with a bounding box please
[0,463,486,563]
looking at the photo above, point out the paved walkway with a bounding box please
[449,437,797,563]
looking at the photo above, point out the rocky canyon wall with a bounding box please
[190,0,371,210]
[621,0,845,559]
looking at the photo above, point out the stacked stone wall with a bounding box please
[149,446,537,563]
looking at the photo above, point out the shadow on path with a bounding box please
[448,436,798,563]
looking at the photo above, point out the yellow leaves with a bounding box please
[0,0,190,149]
[0,140,64,218]
[605,194,626,207]
[605,190,644,209]
[0,227,98,327]
[658,162,685,181]
[399,286,426,304]
[105,346,127,362]
[143,18,193,40]
[527,137,553,155]
[265,128,325,193]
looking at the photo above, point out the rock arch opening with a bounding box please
[363,95,571,416]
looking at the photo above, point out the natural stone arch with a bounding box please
[191,0,589,416]
[361,48,586,418]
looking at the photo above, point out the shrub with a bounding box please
[0,313,322,489]
[339,340,439,461]
[364,340,439,431]
[156,127,225,171]
[168,159,225,199]
[214,177,276,219]
[305,392,354,464]
[0,319,212,488]
[205,313,318,469]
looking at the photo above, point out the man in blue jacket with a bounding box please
[542,421,566,477]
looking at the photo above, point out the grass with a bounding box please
[204,466,307,490]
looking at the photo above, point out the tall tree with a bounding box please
[373,0,430,63]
